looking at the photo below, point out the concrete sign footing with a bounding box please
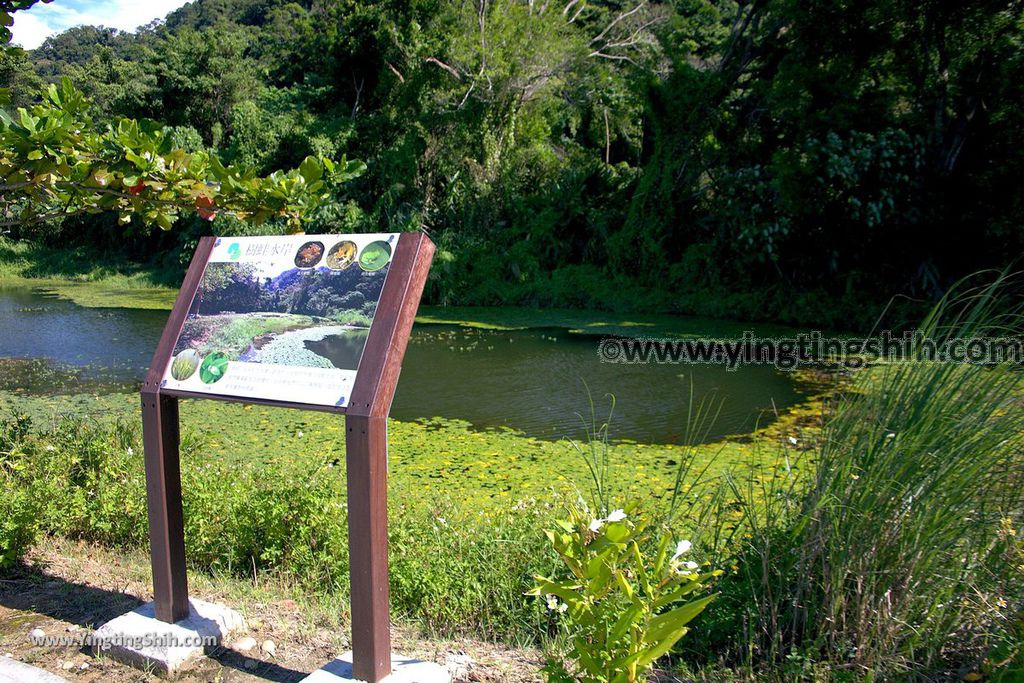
[91,598,245,678]
[301,652,451,683]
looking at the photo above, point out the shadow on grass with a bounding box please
[0,562,141,629]
[206,647,310,683]
[0,239,183,288]
[0,562,308,682]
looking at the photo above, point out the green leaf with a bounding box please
[605,522,629,543]
[585,548,610,579]
[0,76,360,231]
[299,156,323,183]
[632,541,650,593]
[633,625,690,670]
[647,594,716,643]
[531,578,581,605]
[653,534,671,574]
[653,579,702,609]
[608,602,643,643]
[614,569,634,599]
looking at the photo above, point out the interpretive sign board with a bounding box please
[141,231,435,683]
[160,233,398,408]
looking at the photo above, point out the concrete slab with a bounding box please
[0,657,70,683]
[90,598,245,679]
[301,652,451,683]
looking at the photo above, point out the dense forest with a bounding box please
[195,261,385,320]
[3,0,1023,328]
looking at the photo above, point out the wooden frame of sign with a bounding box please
[141,232,435,683]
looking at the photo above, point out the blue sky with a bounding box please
[11,0,191,49]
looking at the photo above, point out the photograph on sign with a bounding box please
[160,233,398,408]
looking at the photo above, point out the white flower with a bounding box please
[297,431,304,438]
[557,602,568,613]
[788,436,798,445]
[45,445,55,452]
[670,540,692,562]
[676,560,700,575]
[126,447,134,456]
[546,594,565,612]
[588,518,604,533]
[606,509,627,523]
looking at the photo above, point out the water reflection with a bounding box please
[304,328,370,370]
[0,287,806,443]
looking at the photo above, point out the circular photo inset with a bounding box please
[325,240,358,270]
[199,352,229,384]
[294,241,325,268]
[358,240,393,272]
[170,349,202,381]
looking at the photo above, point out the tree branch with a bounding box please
[425,56,463,80]
[590,2,646,46]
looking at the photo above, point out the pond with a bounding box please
[0,285,807,444]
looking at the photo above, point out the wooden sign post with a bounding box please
[141,232,434,682]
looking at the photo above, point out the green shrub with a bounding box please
[532,502,718,682]
[30,415,147,546]
[0,412,39,569]
[0,407,555,639]
[390,502,552,639]
[0,478,38,569]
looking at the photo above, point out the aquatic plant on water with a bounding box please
[254,326,353,368]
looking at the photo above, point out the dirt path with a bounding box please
[0,538,542,682]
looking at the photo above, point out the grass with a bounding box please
[4,238,1022,679]
[0,374,828,644]
[2,343,1021,679]
[0,237,179,310]
[686,272,1024,679]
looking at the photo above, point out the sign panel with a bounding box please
[160,233,398,408]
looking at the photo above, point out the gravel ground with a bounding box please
[0,538,542,683]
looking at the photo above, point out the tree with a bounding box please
[0,77,365,232]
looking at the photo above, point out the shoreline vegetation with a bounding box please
[3,347,1022,680]
[0,238,817,339]
[0,378,833,644]
[0,237,180,310]
[2,240,1023,680]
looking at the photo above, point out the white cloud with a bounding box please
[10,0,192,49]
[8,11,55,49]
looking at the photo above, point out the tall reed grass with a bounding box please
[702,272,1024,678]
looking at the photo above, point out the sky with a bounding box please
[10,0,192,49]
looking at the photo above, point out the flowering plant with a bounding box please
[530,502,719,682]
